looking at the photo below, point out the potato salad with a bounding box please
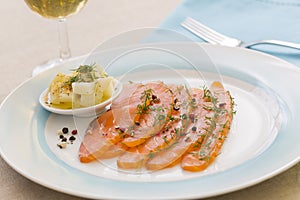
[46,64,116,109]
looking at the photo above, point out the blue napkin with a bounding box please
[159,0,300,67]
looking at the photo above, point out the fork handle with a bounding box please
[242,40,300,50]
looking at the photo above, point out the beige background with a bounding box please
[1,1,300,199]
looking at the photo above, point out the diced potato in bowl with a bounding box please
[45,64,118,110]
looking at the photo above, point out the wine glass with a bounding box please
[24,0,88,76]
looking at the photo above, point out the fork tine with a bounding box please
[185,18,224,42]
[182,21,221,44]
[181,17,227,44]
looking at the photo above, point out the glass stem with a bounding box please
[58,18,71,61]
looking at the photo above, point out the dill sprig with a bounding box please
[72,64,100,83]
[136,88,154,114]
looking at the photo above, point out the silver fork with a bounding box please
[181,17,300,50]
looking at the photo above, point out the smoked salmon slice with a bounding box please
[111,83,142,129]
[145,88,207,170]
[78,109,119,163]
[97,142,128,159]
[78,82,173,162]
[120,82,174,147]
[146,82,234,171]
[117,85,192,169]
[78,83,140,162]
[181,82,234,171]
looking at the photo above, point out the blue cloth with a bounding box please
[159,0,300,67]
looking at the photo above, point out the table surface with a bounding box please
[1,1,300,200]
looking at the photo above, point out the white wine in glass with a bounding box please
[24,0,88,76]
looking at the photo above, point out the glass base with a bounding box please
[32,59,63,76]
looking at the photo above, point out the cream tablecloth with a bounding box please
[0,1,299,199]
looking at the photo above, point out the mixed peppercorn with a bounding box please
[57,127,78,149]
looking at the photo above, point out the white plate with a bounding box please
[39,80,122,117]
[1,43,300,199]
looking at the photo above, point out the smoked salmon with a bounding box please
[79,83,139,163]
[120,82,174,147]
[117,85,192,169]
[146,88,207,170]
[78,109,118,163]
[78,81,235,172]
[111,83,142,129]
[181,82,234,171]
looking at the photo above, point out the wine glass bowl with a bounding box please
[24,0,87,19]
[24,0,88,76]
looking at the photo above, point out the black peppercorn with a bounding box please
[69,135,76,141]
[192,126,197,132]
[62,127,69,134]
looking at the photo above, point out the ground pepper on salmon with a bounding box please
[78,81,235,172]
[181,82,235,171]
[120,82,174,147]
[117,85,192,169]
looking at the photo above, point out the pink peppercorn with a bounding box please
[71,129,78,135]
